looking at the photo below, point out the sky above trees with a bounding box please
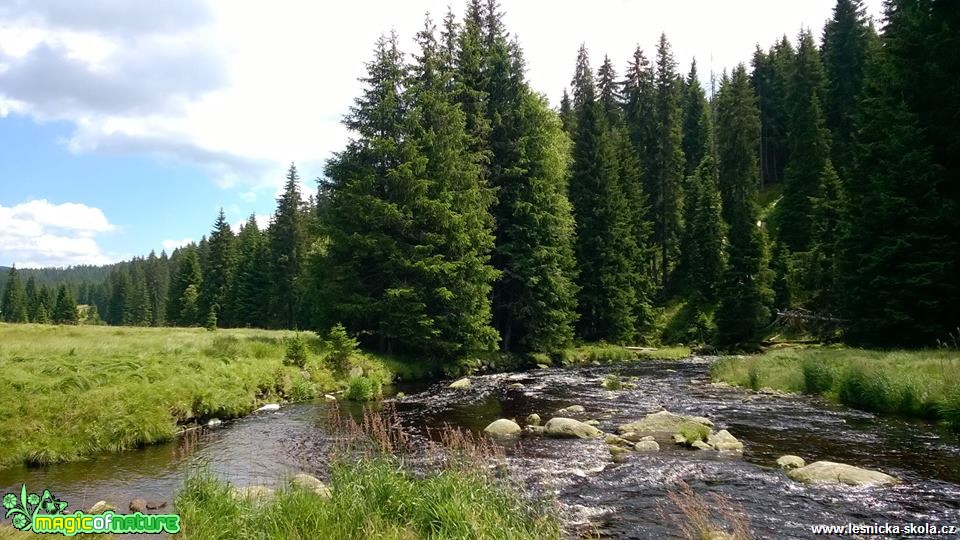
[0,0,882,267]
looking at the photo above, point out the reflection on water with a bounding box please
[2,358,958,538]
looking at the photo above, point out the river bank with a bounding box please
[710,347,960,431]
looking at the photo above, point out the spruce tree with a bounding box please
[676,155,725,302]
[145,251,169,327]
[714,65,771,347]
[1,266,28,323]
[107,268,130,325]
[821,0,871,177]
[751,37,793,186]
[568,45,637,343]
[168,247,203,326]
[52,284,78,325]
[270,165,306,329]
[127,260,152,325]
[777,29,829,254]
[201,209,236,328]
[650,34,686,289]
[229,215,271,327]
[24,275,39,322]
[681,60,711,178]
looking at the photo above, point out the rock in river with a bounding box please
[787,461,899,487]
[544,417,603,439]
[526,413,541,426]
[448,377,471,389]
[776,455,806,470]
[555,405,586,415]
[707,429,743,451]
[89,501,116,514]
[256,403,280,412]
[634,440,660,452]
[292,473,332,497]
[484,418,522,436]
[617,410,713,435]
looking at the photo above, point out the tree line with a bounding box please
[2,0,957,354]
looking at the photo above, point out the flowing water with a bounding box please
[3,358,959,538]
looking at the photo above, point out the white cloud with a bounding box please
[0,199,119,267]
[0,0,885,191]
[161,237,194,252]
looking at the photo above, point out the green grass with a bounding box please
[0,323,406,469]
[677,421,710,444]
[711,347,960,430]
[175,459,559,540]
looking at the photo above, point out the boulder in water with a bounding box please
[448,377,471,389]
[787,461,899,487]
[586,419,601,427]
[608,445,632,458]
[691,440,713,450]
[544,417,602,439]
[207,418,222,427]
[555,405,585,415]
[292,473,332,497]
[89,501,116,514]
[145,500,166,510]
[256,403,280,412]
[634,440,660,452]
[603,434,633,447]
[128,499,147,513]
[776,455,806,470]
[484,418,522,437]
[526,413,541,426]
[617,410,712,435]
[525,425,545,435]
[508,382,524,389]
[707,429,743,451]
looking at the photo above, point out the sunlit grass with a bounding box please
[711,347,960,430]
[0,323,401,468]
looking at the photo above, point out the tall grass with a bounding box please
[0,324,402,468]
[174,407,560,539]
[711,347,960,430]
[658,481,754,540]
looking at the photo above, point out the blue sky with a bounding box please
[0,0,882,268]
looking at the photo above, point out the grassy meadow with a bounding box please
[0,323,416,469]
[711,347,960,430]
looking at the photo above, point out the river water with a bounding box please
[2,358,959,538]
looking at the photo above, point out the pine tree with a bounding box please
[229,215,270,327]
[270,165,306,329]
[37,285,54,322]
[676,154,725,302]
[715,65,772,347]
[559,89,575,134]
[107,268,130,325]
[821,0,871,177]
[168,247,203,326]
[751,37,793,186]
[52,284,78,325]
[1,266,28,323]
[145,251,169,327]
[568,45,638,343]
[650,34,686,289]
[127,260,152,325]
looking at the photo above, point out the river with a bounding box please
[2,357,959,538]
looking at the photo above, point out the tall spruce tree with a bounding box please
[145,251,169,327]
[650,34,686,289]
[168,246,203,326]
[1,266,28,323]
[229,215,271,327]
[751,37,793,186]
[715,66,772,347]
[201,209,236,328]
[681,60,711,178]
[24,275,39,322]
[676,154,725,302]
[270,165,305,328]
[568,45,637,343]
[821,0,871,177]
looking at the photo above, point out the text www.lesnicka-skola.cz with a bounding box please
[810,522,958,536]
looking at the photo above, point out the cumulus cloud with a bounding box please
[161,237,194,252]
[0,199,119,267]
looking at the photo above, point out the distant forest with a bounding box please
[2,0,957,355]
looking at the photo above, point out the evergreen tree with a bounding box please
[145,251,169,327]
[777,29,829,253]
[37,285,54,322]
[838,37,956,346]
[751,37,793,186]
[107,268,130,325]
[681,60,711,178]
[715,65,772,347]
[270,165,306,328]
[821,0,871,177]
[1,266,28,323]
[650,34,686,288]
[229,215,271,327]
[24,275,39,322]
[168,247,203,326]
[127,260,152,325]
[676,155,725,302]
[568,45,638,343]
[559,88,574,134]
[52,284,78,325]
[201,209,236,328]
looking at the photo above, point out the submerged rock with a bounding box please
[525,425,545,435]
[776,455,806,470]
[145,500,166,510]
[128,499,147,513]
[292,473,332,497]
[617,410,713,435]
[787,461,899,487]
[608,445,632,458]
[544,417,603,439]
[508,382,524,389]
[256,403,280,412]
[555,405,585,415]
[448,377,471,389]
[634,440,660,452]
[484,418,522,437]
[691,440,713,450]
[707,429,744,451]
[526,413,541,426]
[603,434,633,447]
[206,418,222,427]
[89,501,116,514]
